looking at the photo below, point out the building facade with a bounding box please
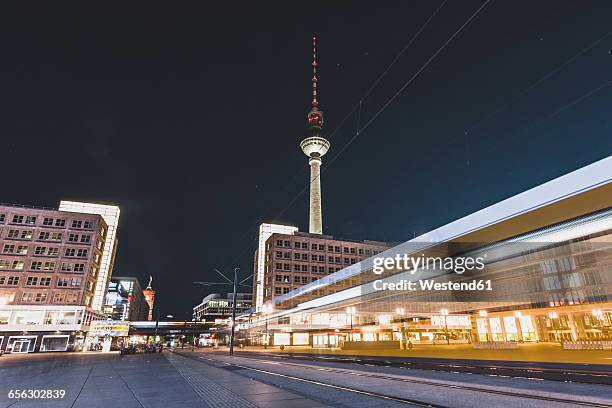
[0,204,110,352]
[104,277,149,322]
[193,292,252,323]
[241,157,612,352]
[256,231,390,305]
[58,201,120,311]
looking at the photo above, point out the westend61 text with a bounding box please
[372,254,485,275]
[372,279,493,291]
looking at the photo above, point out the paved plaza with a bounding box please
[1,350,612,408]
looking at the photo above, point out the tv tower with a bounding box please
[300,36,330,235]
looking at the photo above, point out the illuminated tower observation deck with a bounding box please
[300,36,330,235]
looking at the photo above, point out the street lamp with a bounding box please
[193,268,252,356]
[548,312,561,344]
[440,308,450,345]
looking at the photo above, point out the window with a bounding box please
[83,221,93,229]
[0,276,4,284]
[319,266,325,273]
[3,244,15,253]
[70,277,81,287]
[275,251,282,258]
[335,257,341,263]
[311,243,317,250]
[43,262,55,271]
[351,258,356,264]
[328,245,333,251]
[275,263,282,270]
[282,288,290,294]
[301,253,308,260]
[53,293,77,304]
[12,215,24,223]
[51,232,62,241]
[57,277,69,287]
[318,255,324,262]
[329,267,335,273]
[312,266,317,273]
[0,260,10,269]
[12,261,24,270]
[294,276,301,283]
[282,252,290,259]
[34,293,47,303]
[8,230,20,239]
[344,258,349,264]
[283,263,290,271]
[71,220,83,228]
[294,242,300,248]
[76,249,88,257]
[21,293,33,302]
[20,230,32,239]
[301,276,309,284]
[301,265,308,272]
[65,248,76,257]
[25,216,37,225]
[80,235,91,244]
[74,264,85,272]
[26,276,39,286]
[35,246,46,255]
[48,248,59,256]
[350,248,356,254]
[0,214,5,222]
[274,287,282,295]
[275,275,282,282]
[334,246,341,253]
[294,253,300,260]
[7,276,19,285]
[365,249,371,256]
[343,248,349,253]
[358,249,364,255]
[284,240,291,247]
[38,232,50,240]
[61,262,72,271]
[39,277,51,286]
[43,218,54,226]
[16,245,28,255]
[68,233,79,242]
[328,256,334,262]
[319,244,325,251]
[294,264,300,271]
[55,219,66,227]
[31,261,42,270]
[276,240,282,246]
[301,242,308,249]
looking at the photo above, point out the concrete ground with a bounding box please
[237,342,612,365]
[1,350,611,408]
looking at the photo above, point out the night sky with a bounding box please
[2,2,611,318]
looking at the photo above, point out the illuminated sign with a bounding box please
[89,320,129,336]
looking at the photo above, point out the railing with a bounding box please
[562,341,612,350]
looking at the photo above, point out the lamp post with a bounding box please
[548,312,561,344]
[193,268,252,357]
[440,308,450,345]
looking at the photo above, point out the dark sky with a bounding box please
[2,2,611,318]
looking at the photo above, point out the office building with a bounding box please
[193,292,252,323]
[245,157,612,350]
[104,276,149,321]
[0,204,109,352]
[58,201,120,311]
